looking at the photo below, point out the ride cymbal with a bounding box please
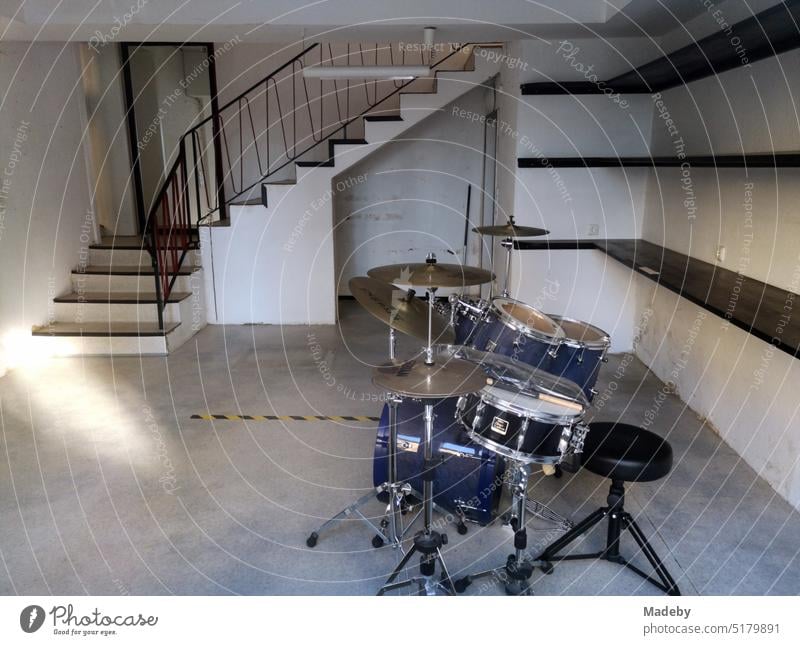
[472,223,549,238]
[367,262,494,288]
[372,355,488,398]
[349,277,454,343]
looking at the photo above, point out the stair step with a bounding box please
[363,114,403,122]
[32,322,179,337]
[53,291,191,304]
[296,159,335,168]
[91,236,145,250]
[74,265,197,276]
[330,138,367,146]
[91,236,194,251]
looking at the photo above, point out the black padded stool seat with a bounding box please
[582,422,673,482]
[538,422,680,596]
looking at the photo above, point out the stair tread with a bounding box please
[91,236,197,251]
[92,236,146,250]
[363,114,402,122]
[296,160,335,167]
[54,291,192,304]
[33,322,180,337]
[73,265,198,276]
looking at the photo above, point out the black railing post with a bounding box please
[149,213,165,331]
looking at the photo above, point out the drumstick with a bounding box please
[485,377,584,412]
[539,392,584,412]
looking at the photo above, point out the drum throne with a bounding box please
[537,422,681,595]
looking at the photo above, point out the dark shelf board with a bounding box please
[515,238,800,358]
[521,1,800,95]
[518,154,800,168]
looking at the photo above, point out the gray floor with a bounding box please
[1,301,799,595]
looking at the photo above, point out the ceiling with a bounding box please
[0,0,781,42]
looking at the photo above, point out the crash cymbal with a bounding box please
[349,277,455,343]
[372,354,489,398]
[367,262,494,288]
[472,223,549,238]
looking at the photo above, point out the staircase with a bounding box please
[32,42,499,352]
[32,236,205,355]
[204,43,500,325]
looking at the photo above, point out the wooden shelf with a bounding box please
[517,154,800,168]
[514,238,800,358]
[521,1,800,95]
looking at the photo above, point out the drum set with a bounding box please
[305,218,611,595]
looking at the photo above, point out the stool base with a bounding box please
[538,480,680,596]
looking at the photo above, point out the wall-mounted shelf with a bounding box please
[517,154,800,168]
[521,1,800,96]
[515,238,800,358]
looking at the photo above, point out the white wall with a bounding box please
[333,83,493,294]
[509,37,658,351]
[636,45,800,509]
[79,44,138,236]
[0,42,96,377]
[510,249,638,353]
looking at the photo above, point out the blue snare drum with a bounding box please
[471,297,563,369]
[450,297,488,345]
[545,315,610,401]
[373,396,504,526]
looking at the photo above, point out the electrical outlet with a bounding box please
[588,224,600,237]
[716,245,726,262]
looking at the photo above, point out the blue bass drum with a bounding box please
[545,315,610,401]
[373,397,504,526]
[471,297,563,368]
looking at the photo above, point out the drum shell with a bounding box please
[373,397,503,525]
[458,393,573,464]
[544,343,605,401]
[471,313,555,368]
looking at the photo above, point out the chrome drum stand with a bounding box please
[378,400,456,595]
[454,461,545,595]
[306,395,417,550]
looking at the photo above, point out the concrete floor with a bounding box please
[1,301,799,595]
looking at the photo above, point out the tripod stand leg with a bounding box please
[307,488,386,547]
[538,507,607,560]
[623,514,681,596]
[436,547,457,595]
[377,544,419,595]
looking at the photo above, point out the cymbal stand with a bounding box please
[453,461,546,595]
[377,284,456,595]
[378,398,456,595]
[306,394,417,550]
[500,238,513,298]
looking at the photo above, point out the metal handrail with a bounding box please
[146,41,476,328]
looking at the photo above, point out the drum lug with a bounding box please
[589,388,598,398]
[548,344,560,359]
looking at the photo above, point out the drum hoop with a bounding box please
[489,297,564,344]
[465,428,563,465]
[455,298,488,318]
[480,388,584,425]
[549,315,611,350]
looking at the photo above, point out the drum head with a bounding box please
[548,315,610,350]
[490,297,563,342]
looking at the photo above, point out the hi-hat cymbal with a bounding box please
[367,262,494,288]
[472,223,549,238]
[372,355,488,398]
[349,277,455,343]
